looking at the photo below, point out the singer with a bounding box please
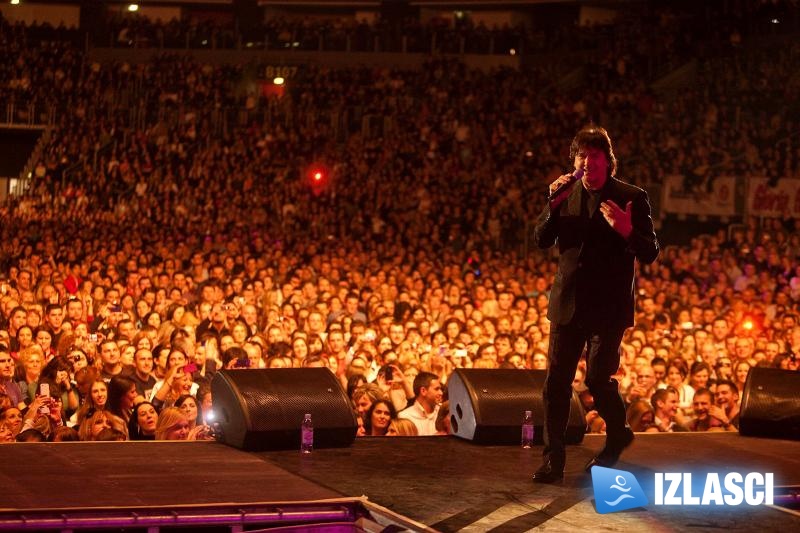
[531,125,659,483]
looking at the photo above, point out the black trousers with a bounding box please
[542,320,627,462]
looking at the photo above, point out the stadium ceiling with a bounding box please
[100,1,233,5]
[255,1,604,6]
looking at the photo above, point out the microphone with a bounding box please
[548,168,584,202]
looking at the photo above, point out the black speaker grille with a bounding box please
[232,370,355,430]
[212,368,357,450]
[740,367,800,439]
[449,369,585,445]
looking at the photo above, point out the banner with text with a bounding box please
[661,175,737,216]
[747,178,800,218]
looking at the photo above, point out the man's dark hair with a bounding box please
[715,379,739,396]
[569,125,617,178]
[267,341,291,358]
[650,386,678,411]
[412,371,439,397]
[693,387,712,400]
[690,361,711,377]
[495,333,512,344]
[302,355,325,367]
[651,356,667,368]
[116,319,134,336]
[222,346,248,368]
[16,428,46,442]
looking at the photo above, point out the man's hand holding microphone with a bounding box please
[548,168,584,209]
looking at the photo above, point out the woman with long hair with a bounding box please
[230,320,249,346]
[291,337,310,365]
[387,418,418,436]
[131,332,153,352]
[175,394,203,429]
[688,361,712,391]
[143,312,162,331]
[660,358,694,414]
[362,399,397,437]
[73,379,108,426]
[0,407,23,440]
[33,327,54,360]
[66,347,89,375]
[39,357,79,413]
[164,303,186,326]
[128,401,159,440]
[151,365,196,410]
[734,361,751,397]
[155,407,212,440]
[351,384,384,421]
[443,318,464,344]
[307,334,325,356]
[351,383,386,437]
[626,399,655,432]
[73,366,101,403]
[14,325,34,355]
[78,409,128,441]
[106,375,138,424]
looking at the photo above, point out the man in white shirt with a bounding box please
[650,387,686,432]
[398,371,443,436]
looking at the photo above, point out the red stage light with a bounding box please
[307,165,330,196]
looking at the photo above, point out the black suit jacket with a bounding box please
[533,177,659,329]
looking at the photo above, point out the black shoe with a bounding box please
[584,428,634,472]
[532,459,564,484]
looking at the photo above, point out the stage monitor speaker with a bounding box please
[448,368,585,445]
[739,367,800,440]
[211,368,358,451]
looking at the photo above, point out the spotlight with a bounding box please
[307,165,331,196]
[128,4,139,12]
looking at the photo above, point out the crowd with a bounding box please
[2,3,800,443]
[2,211,799,443]
[101,1,799,58]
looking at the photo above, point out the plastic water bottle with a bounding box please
[521,410,534,448]
[301,413,314,453]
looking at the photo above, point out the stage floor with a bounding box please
[267,432,800,532]
[1,433,798,531]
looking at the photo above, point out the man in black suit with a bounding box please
[531,126,659,483]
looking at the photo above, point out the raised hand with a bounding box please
[600,200,633,238]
